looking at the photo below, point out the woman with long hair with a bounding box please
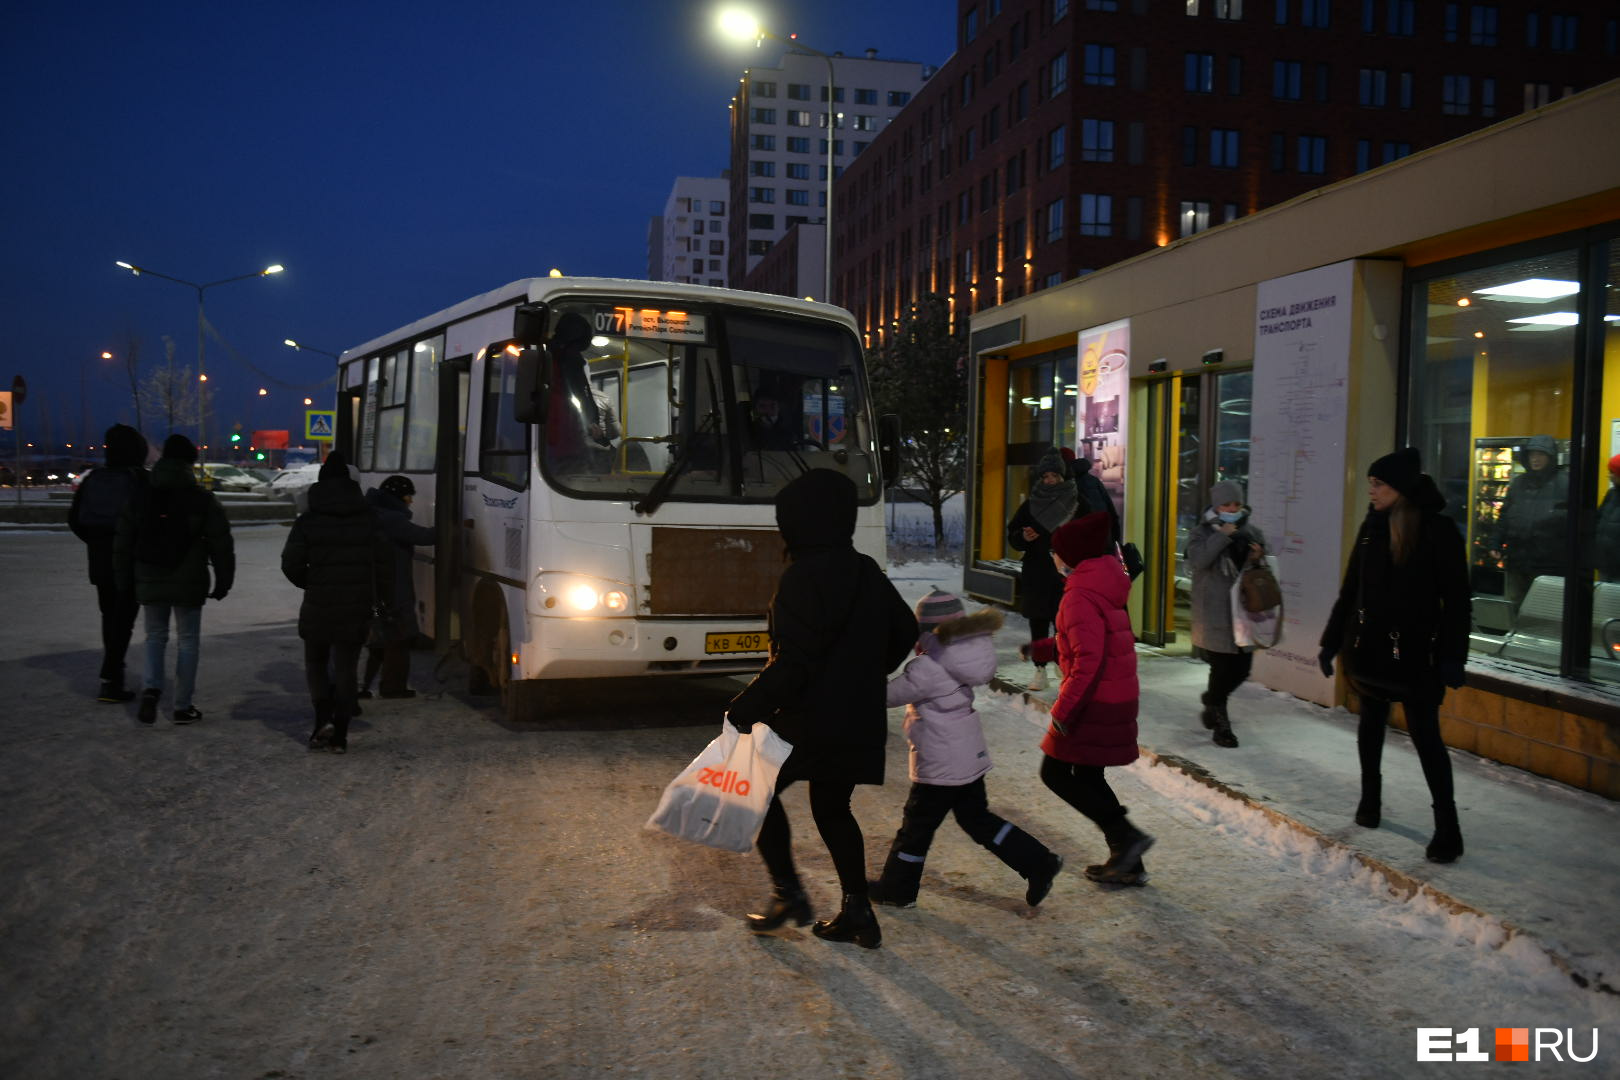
[1006,448,1080,691]
[1319,448,1471,863]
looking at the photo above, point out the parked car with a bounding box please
[268,461,323,512]
[197,463,271,493]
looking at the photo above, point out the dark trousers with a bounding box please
[305,640,362,738]
[1357,691,1455,806]
[756,777,867,896]
[363,640,412,693]
[94,578,140,683]
[876,778,1053,898]
[1028,617,1051,665]
[1039,756,1125,828]
[1204,650,1254,708]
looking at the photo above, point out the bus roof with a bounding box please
[338,277,859,363]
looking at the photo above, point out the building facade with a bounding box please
[962,81,1620,795]
[651,177,731,287]
[835,0,1620,348]
[727,48,934,298]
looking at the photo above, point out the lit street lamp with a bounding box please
[718,8,837,302]
[116,260,284,458]
[282,338,340,360]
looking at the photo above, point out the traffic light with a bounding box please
[230,431,242,443]
[255,452,266,460]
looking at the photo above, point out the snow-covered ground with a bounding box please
[2,533,1615,1078]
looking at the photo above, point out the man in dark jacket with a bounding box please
[114,434,234,726]
[726,469,917,949]
[361,475,436,698]
[282,451,390,753]
[1492,434,1569,615]
[68,423,149,701]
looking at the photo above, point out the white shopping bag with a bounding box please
[646,722,793,853]
[1230,571,1283,649]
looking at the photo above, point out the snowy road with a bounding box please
[1,527,1613,1078]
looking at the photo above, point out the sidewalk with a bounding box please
[987,621,1620,998]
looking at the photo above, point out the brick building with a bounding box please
[834,0,1620,346]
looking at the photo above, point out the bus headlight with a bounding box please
[536,571,635,617]
[566,584,600,611]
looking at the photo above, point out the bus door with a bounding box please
[434,355,471,652]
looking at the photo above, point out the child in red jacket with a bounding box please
[1023,512,1154,886]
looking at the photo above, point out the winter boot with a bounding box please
[869,849,925,908]
[1199,692,1219,730]
[988,825,1063,907]
[746,879,813,931]
[1354,774,1382,829]
[812,892,882,949]
[1084,810,1155,886]
[1028,665,1049,692]
[1211,710,1239,748]
[98,679,135,703]
[329,702,352,755]
[137,688,160,726]
[308,699,335,752]
[1425,803,1464,864]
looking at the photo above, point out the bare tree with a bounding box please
[138,361,209,439]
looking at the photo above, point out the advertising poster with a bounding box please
[1248,260,1357,705]
[1075,319,1130,522]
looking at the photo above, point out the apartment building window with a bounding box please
[750,161,775,177]
[1049,52,1070,96]
[1302,0,1329,27]
[1181,125,1199,165]
[786,163,810,180]
[853,115,876,131]
[750,108,776,124]
[1228,55,1243,95]
[1270,132,1288,171]
[1274,0,1288,23]
[754,81,777,97]
[1054,0,1071,21]
[1315,62,1331,102]
[1186,52,1215,93]
[980,174,996,212]
[854,88,877,105]
[1399,71,1414,108]
[1081,118,1115,161]
[1086,0,1118,9]
[1083,45,1116,85]
[819,86,845,103]
[749,239,771,255]
[1045,197,1066,242]
[708,279,723,287]
[889,90,912,107]
[1359,68,1388,106]
[750,134,775,151]
[1444,3,1460,41]
[1214,0,1243,20]
[1210,128,1240,167]
[1442,74,1472,114]
[709,240,724,255]
[1007,218,1026,261]
[1388,0,1415,34]
[1355,139,1372,172]
[1524,82,1552,109]
[1471,4,1499,44]
[1382,140,1411,162]
[985,106,1001,143]
[960,249,973,284]
[1126,196,1142,239]
[748,213,774,229]
[1607,17,1617,54]
[1079,194,1113,236]
[1013,81,1030,122]
[818,139,845,155]
[787,110,812,127]
[692,219,705,235]
[786,190,809,206]
[959,191,973,224]
[1296,134,1326,172]
[1179,200,1211,236]
[787,136,810,153]
[964,129,978,161]
[1047,124,1067,168]
[711,201,725,215]
[1526,12,1540,47]
[1550,14,1579,51]
[965,6,981,42]
[1043,272,1064,289]
[788,83,812,100]
[749,187,775,203]
[1272,60,1302,100]
[963,72,976,106]
[852,142,870,158]
[1006,151,1027,193]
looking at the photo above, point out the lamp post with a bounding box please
[116,260,284,459]
[718,9,837,303]
[282,338,340,360]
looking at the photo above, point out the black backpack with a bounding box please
[75,468,143,538]
[135,487,205,569]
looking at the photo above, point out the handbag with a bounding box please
[646,722,793,853]
[1239,562,1282,612]
[1229,571,1282,649]
[1120,541,1144,581]
[1341,539,1423,701]
[366,601,393,650]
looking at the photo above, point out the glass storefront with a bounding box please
[1407,230,1619,685]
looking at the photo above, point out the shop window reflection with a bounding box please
[1591,243,1620,686]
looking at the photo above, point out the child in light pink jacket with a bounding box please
[870,590,1064,908]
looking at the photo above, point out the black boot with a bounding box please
[1211,709,1239,748]
[137,688,160,726]
[1355,774,1381,828]
[988,825,1063,907]
[1426,803,1464,863]
[1085,810,1155,886]
[812,892,881,949]
[308,699,335,752]
[329,702,351,755]
[746,882,813,931]
[98,678,136,703]
[1199,692,1219,730]
[869,849,924,908]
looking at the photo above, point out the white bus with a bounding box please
[332,277,899,720]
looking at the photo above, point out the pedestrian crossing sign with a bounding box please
[305,410,336,441]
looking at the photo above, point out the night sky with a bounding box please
[2,1,954,459]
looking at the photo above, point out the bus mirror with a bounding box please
[508,342,547,424]
[513,302,550,346]
[878,413,902,488]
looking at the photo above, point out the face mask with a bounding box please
[1217,510,1243,523]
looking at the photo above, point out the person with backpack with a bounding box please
[68,424,149,702]
[114,434,234,726]
[359,475,437,699]
[282,452,391,753]
[869,590,1064,910]
[1185,479,1268,749]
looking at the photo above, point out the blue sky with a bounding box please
[1,0,954,456]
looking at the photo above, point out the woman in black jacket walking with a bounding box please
[361,475,437,698]
[1319,448,1471,863]
[1005,447,1080,691]
[68,423,149,701]
[281,452,391,753]
[727,469,917,948]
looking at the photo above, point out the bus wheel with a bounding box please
[494,618,543,722]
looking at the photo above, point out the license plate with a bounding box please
[704,631,769,655]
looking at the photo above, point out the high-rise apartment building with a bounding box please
[651,177,731,286]
[834,0,1620,345]
[727,48,935,298]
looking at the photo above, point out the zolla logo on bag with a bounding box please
[697,767,751,796]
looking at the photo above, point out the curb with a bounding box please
[990,675,1615,998]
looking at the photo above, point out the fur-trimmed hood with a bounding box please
[930,607,1004,646]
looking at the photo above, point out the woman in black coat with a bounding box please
[361,475,437,698]
[281,452,392,753]
[1005,447,1079,691]
[727,469,917,948]
[1319,448,1471,863]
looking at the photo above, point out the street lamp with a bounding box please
[282,338,340,360]
[116,260,284,458]
[718,8,837,302]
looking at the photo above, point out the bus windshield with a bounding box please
[539,298,879,504]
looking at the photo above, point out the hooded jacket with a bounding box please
[1185,505,1269,654]
[113,457,234,606]
[69,425,148,585]
[282,475,391,644]
[1028,554,1140,767]
[884,608,1004,785]
[1493,435,1569,577]
[727,470,918,786]
[365,485,436,640]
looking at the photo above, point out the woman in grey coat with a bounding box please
[1185,479,1267,748]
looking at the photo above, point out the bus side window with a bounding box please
[481,343,529,490]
